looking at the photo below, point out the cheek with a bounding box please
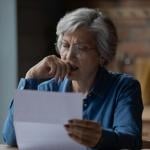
[91,54,100,64]
[81,55,100,65]
[60,52,66,60]
[80,60,99,73]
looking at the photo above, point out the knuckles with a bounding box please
[43,55,56,63]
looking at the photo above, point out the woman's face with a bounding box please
[59,27,100,81]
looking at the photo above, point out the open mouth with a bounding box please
[69,64,79,72]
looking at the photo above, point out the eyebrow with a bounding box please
[62,40,90,45]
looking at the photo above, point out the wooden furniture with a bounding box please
[0,106,149,149]
[0,145,17,150]
[142,106,150,149]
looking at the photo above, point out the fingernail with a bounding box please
[69,120,73,123]
[68,133,72,137]
[64,124,69,128]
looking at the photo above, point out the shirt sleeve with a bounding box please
[2,78,40,146]
[94,79,143,149]
[2,100,17,146]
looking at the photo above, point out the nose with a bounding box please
[66,45,76,60]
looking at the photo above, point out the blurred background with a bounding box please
[0,0,150,144]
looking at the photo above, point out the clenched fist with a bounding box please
[25,55,71,80]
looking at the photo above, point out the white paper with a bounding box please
[14,90,86,150]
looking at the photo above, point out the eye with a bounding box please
[61,42,70,49]
[77,45,89,51]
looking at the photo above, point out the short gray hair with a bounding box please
[56,8,118,66]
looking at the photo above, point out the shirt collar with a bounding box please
[59,67,112,99]
[58,77,72,92]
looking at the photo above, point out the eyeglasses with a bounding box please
[58,42,96,55]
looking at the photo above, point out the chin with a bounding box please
[67,75,76,80]
[67,72,79,80]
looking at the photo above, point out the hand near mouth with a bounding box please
[68,64,79,72]
[25,55,72,80]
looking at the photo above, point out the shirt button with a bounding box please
[88,93,93,97]
[84,103,87,107]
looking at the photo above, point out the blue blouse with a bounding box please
[2,67,143,149]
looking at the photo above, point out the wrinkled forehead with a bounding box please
[62,27,97,45]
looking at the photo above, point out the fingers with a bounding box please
[68,132,98,147]
[65,124,100,140]
[54,60,70,80]
[64,119,102,147]
[25,55,70,80]
[48,61,57,77]
[46,56,70,80]
[69,119,100,130]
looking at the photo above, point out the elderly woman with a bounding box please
[3,8,143,149]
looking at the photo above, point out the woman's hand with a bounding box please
[64,119,102,147]
[25,55,70,80]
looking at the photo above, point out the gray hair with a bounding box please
[56,8,118,66]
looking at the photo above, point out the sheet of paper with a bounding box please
[14,90,86,150]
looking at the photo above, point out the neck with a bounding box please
[72,71,97,94]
